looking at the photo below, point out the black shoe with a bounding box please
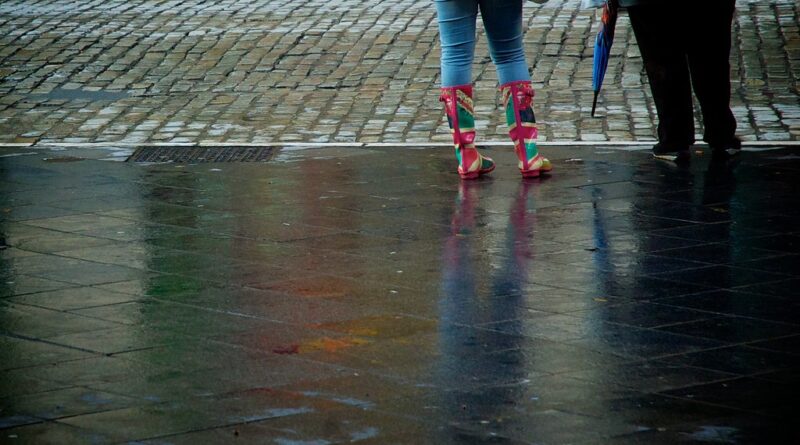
[652,143,690,162]
[709,138,742,159]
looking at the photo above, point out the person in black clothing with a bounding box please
[621,0,741,161]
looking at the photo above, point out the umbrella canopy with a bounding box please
[591,0,619,117]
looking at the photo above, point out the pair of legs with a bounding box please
[435,0,551,178]
[436,0,529,87]
[627,1,740,159]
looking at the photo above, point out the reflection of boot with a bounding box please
[493,180,535,298]
[500,81,552,178]
[440,85,495,179]
[441,180,479,316]
[450,180,479,235]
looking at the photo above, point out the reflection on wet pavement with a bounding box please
[1,146,799,443]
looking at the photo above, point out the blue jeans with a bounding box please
[435,0,530,87]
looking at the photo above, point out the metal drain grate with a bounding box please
[127,146,275,163]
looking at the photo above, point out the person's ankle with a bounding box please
[651,142,690,162]
[652,142,690,155]
[709,137,741,156]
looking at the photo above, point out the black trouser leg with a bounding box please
[628,5,694,151]
[687,1,737,147]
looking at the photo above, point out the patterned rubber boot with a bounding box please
[500,81,552,178]
[439,85,495,179]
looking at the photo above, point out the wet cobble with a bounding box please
[1,145,799,443]
[0,0,798,145]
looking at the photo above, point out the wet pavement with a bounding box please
[1,145,799,443]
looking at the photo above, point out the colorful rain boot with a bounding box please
[439,85,495,180]
[501,81,552,178]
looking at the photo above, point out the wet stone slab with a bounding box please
[0,145,799,443]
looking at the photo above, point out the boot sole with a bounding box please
[459,164,495,180]
[520,166,552,178]
[521,169,540,178]
[653,151,690,162]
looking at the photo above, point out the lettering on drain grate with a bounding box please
[127,146,275,163]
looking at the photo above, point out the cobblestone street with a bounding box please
[0,0,798,146]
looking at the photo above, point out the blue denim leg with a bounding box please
[479,0,530,85]
[435,0,479,87]
[435,0,530,87]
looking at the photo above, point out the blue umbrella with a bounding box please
[591,0,619,117]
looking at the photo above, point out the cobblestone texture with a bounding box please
[0,0,798,144]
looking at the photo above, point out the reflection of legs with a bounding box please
[628,5,694,155]
[436,0,495,179]
[441,181,479,325]
[439,182,526,423]
[688,1,739,152]
[481,181,530,386]
[493,180,535,299]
